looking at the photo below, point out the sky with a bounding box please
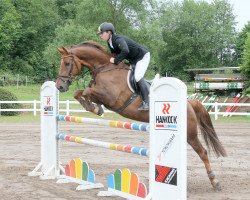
[204,0,250,31]
[227,0,250,31]
[175,0,250,31]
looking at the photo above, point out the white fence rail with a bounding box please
[203,102,250,120]
[0,100,113,116]
[0,100,249,120]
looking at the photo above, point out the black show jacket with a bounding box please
[108,34,149,65]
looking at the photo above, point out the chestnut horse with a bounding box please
[55,41,227,190]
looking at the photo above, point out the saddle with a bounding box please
[112,65,152,114]
[127,65,151,94]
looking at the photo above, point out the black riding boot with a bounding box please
[137,79,149,111]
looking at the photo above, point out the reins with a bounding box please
[58,52,131,83]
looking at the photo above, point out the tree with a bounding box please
[241,33,250,89]
[43,0,158,80]
[10,0,61,77]
[43,21,95,79]
[0,0,21,70]
[157,0,236,80]
[234,22,250,66]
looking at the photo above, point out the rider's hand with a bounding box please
[110,57,115,63]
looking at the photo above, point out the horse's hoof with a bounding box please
[97,108,104,116]
[213,181,221,191]
[94,107,104,116]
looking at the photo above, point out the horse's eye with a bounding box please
[64,62,70,67]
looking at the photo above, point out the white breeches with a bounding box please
[134,52,150,82]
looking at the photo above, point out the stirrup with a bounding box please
[138,102,149,111]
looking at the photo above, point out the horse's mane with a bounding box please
[73,40,110,55]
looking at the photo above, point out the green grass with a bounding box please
[0,112,40,123]
[211,115,250,123]
[2,85,41,101]
[0,112,137,123]
[1,83,83,101]
[0,111,249,123]
[2,81,196,101]
[186,82,195,95]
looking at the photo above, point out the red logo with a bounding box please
[162,103,170,114]
[46,97,51,105]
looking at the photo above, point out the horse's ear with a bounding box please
[57,47,68,55]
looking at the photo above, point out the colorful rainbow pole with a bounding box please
[57,133,149,157]
[56,115,149,132]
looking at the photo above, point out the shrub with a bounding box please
[0,88,22,116]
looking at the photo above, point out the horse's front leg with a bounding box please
[74,89,104,116]
[74,90,88,108]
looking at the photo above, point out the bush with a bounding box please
[0,88,22,116]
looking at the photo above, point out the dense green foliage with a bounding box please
[0,0,250,86]
[158,0,236,80]
[0,88,22,116]
[241,33,250,88]
[234,22,250,66]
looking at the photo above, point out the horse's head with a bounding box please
[56,41,111,92]
[56,47,82,92]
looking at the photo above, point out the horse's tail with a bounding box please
[189,99,227,157]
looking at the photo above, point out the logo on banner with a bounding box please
[157,133,176,161]
[43,96,54,115]
[155,101,178,130]
[162,103,170,114]
[155,165,177,186]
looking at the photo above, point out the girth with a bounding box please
[110,93,139,114]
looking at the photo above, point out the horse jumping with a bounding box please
[55,41,227,191]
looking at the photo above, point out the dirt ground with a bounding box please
[0,121,249,200]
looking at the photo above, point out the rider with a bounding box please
[97,22,150,111]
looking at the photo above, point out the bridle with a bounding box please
[57,54,80,84]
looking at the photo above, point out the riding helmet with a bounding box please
[97,22,115,34]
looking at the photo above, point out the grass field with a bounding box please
[0,83,249,123]
[2,81,196,101]
[0,111,138,123]
[2,84,79,101]
[0,110,249,123]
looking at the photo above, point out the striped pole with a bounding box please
[57,115,149,132]
[57,133,149,157]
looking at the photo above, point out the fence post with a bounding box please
[214,101,218,120]
[66,100,70,116]
[33,100,37,116]
[17,74,19,89]
[3,76,5,87]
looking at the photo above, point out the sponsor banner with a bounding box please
[154,101,178,131]
[155,164,177,186]
[43,96,54,115]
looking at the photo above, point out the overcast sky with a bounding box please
[204,0,250,31]
[227,0,250,31]
[174,0,250,31]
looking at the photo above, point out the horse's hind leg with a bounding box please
[188,134,221,191]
